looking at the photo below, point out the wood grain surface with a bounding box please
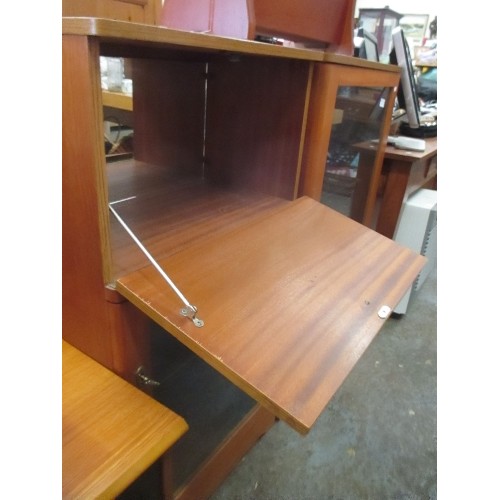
[62,340,188,499]
[62,16,399,69]
[115,196,425,434]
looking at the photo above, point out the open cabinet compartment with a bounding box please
[63,18,424,498]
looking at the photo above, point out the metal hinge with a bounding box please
[109,197,204,327]
[135,366,160,387]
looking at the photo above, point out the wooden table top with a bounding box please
[62,340,188,499]
[383,136,437,162]
[355,136,437,162]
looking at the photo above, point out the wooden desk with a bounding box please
[351,137,437,238]
[375,137,437,238]
[62,340,188,499]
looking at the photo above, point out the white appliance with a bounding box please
[393,188,437,314]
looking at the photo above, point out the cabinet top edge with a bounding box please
[324,52,400,73]
[62,16,398,71]
[62,17,324,61]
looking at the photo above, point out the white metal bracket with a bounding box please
[109,197,204,328]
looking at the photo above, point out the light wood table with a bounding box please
[62,340,188,499]
[102,89,133,111]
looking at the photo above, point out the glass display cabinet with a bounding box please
[299,58,400,229]
[321,85,391,219]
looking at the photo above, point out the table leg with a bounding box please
[375,159,411,238]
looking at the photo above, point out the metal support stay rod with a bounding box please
[109,197,204,327]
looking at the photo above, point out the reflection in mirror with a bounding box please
[321,85,390,221]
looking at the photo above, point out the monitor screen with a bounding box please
[390,27,420,129]
[353,28,379,62]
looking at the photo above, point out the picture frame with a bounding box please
[399,14,429,48]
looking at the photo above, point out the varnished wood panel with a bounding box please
[107,299,153,385]
[62,35,115,366]
[63,17,398,69]
[62,17,325,63]
[102,89,133,111]
[132,59,206,173]
[382,136,437,162]
[116,196,425,434]
[299,64,340,201]
[106,160,288,278]
[205,57,312,199]
[375,160,411,238]
[63,37,152,379]
[62,340,188,499]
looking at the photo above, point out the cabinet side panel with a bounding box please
[132,59,206,175]
[205,57,310,199]
[62,35,113,366]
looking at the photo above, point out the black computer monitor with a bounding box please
[353,28,379,62]
[390,26,421,129]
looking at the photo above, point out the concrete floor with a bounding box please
[211,264,437,500]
